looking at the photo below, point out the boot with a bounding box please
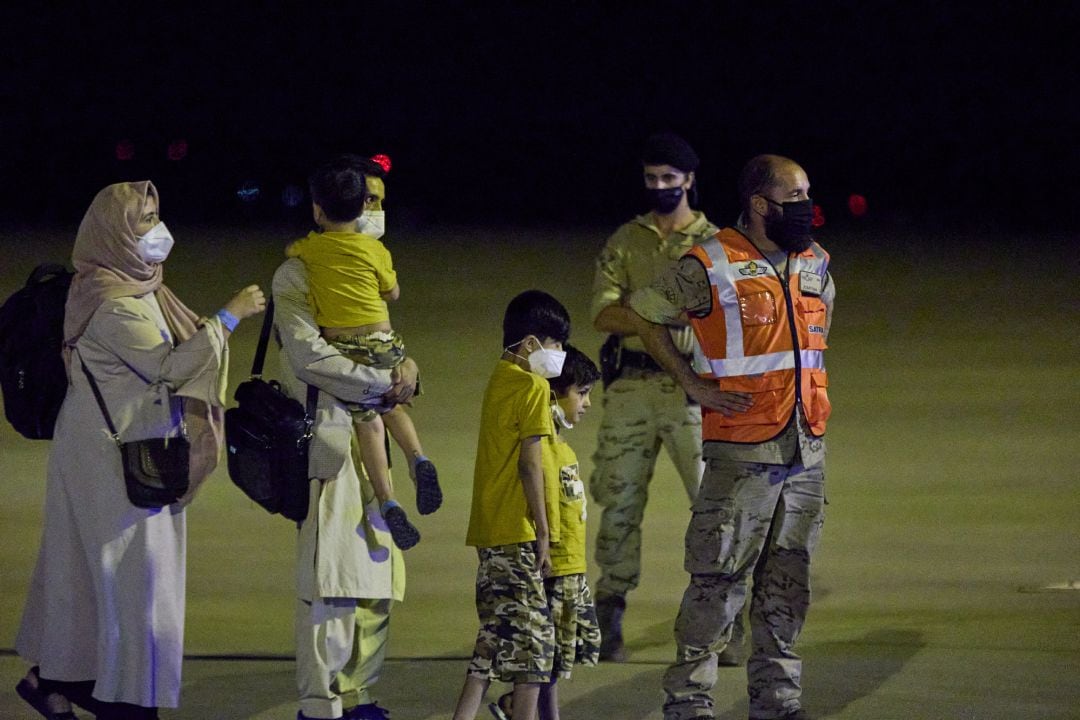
[596,594,628,662]
[717,609,746,667]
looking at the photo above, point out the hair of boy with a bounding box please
[309,154,370,222]
[549,343,600,396]
[501,289,571,349]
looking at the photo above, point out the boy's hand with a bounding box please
[535,534,552,578]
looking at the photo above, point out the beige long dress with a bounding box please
[16,294,227,709]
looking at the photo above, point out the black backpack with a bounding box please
[0,263,74,439]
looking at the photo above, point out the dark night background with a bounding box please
[1,2,1077,232]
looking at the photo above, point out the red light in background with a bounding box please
[167,139,188,161]
[811,203,825,228]
[371,154,392,173]
[115,140,135,161]
[848,193,868,217]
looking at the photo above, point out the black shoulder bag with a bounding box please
[80,357,190,508]
[224,299,318,522]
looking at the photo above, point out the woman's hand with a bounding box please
[223,285,266,321]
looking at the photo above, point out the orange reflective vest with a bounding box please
[686,228,831,443]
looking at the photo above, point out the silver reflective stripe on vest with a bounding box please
[704,349,824,377]
[696,236,827,379]
[701,240,748,361]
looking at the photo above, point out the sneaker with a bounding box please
[412,456,442,515]
[347,702,391,719]
[383,503,420,549]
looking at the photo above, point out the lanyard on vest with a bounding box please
[757,250,805,407]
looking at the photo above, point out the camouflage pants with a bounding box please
[590,370,703,598]
[662,456,826,720]
[467,543,555,684]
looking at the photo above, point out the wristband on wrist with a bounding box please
[215,309,239,333]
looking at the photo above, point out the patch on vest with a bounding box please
[808,324,825,334]
[737,260,770,277]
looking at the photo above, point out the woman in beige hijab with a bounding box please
[14,181,265,720]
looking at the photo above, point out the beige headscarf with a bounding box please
[65,181,224,494]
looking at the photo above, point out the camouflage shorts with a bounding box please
[545,573,600,678]
[329,330,407,420]
[468,542,555,684]
[329,329,406,370]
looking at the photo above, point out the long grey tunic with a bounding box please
[16,294,227,708]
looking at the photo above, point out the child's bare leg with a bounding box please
[382,404,422,459]
[511,683,541,720]
[354,414,420,550]
[451,675,489,720]
[354,414,393,504]
[383,405,442,515]
[538,680,559,720]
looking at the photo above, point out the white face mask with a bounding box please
[552,402,573,429]
[357,210,386,239]
[528,346,566,379]
[135,221,175,264]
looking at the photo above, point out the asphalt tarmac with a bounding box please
[1,221,1077,719]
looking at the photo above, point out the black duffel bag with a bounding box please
[225,299,317,522]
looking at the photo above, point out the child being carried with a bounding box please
[287,154,441,550]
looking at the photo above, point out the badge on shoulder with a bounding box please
[799,271,824,296]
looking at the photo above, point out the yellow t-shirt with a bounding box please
[466,360,558,548]
[285,230,397,327]
[545,433,587,576]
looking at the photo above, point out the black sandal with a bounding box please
[15,667,79,720]
[487,691,513,720]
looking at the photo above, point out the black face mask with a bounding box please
[763,198,814,253]
[646,187,684,215]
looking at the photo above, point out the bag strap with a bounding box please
[251,297,276,378]
[251,296,318,431]
[79,350,188,446]
[78,355,121,447]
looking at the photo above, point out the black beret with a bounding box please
[641,132,700,172]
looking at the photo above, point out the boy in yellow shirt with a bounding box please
[452,290,571,720]
[490,344,602,720]
[286,154,440,551]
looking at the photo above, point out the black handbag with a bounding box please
[224,299,317,522]
[80,357,190,508]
